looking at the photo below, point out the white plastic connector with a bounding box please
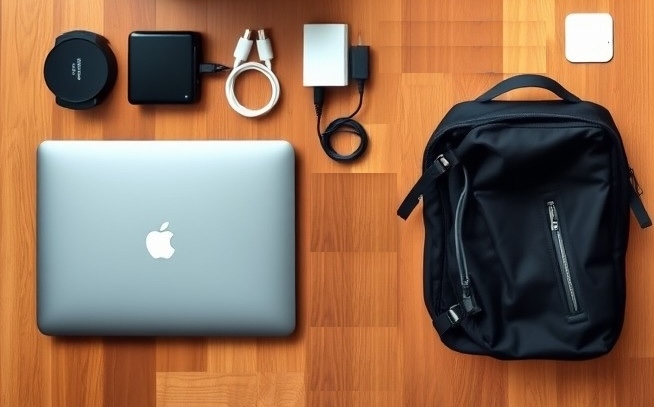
[256,29,274,69]
[233,29,254,67]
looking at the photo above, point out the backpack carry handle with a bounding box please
[475,74,582,103]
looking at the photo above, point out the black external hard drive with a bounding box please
[128,31,202,104]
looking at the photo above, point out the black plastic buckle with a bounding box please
[434,303,464,336]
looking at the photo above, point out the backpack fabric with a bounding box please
[397,74,651,360]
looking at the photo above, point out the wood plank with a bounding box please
[256,338,306,374]
[257,373,306,407]
[508,361,557,407]
[51,339,104,407]
[556,358,616,407]
[103,340,156,407]
[206,339,258,373]
[308,327,398,392]
[160,373,307,407]
[308,391,401,407]
[616,358,654,406]
[156,339,207,372]
[156,373,257,407]
[0,0,53,405]
[310,173,397,252]
[310,252,397,328]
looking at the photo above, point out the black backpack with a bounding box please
[397,75,651,360]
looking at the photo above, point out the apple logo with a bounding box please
[145,221,175,259]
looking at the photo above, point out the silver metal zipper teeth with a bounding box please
[547,201,579,313]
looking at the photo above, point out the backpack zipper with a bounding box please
[421,114,650,228]
[455,167,480,314]
[424,113,619,166]
[547,201,580,314]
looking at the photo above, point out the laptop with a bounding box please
[37,140,295,336]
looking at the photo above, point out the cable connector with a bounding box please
[198,63,231,74]
[313,87,325,112]
[233,29,254,67]
[256,29,274,69]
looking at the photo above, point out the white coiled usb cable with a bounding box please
[225,29,280,118]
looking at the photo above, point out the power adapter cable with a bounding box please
[199,63,230,74]
[314,43,370,163]
[225,29,281,118]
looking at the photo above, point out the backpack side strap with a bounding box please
[397,150,460,220]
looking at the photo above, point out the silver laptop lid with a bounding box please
[37,140,295,336]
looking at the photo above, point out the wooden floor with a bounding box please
[2,0,654,406]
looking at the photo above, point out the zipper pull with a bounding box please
[630,168,644,196]
[547,201,559,231]
[629,168,652,228]
[397,152,458,220]
[461,283,481,314]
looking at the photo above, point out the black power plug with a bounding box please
[349,44,370,83]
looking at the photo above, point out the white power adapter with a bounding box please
[303,24,349,87]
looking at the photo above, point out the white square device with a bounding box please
[565,13,614,63]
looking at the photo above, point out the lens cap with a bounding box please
[44,30,117,109]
